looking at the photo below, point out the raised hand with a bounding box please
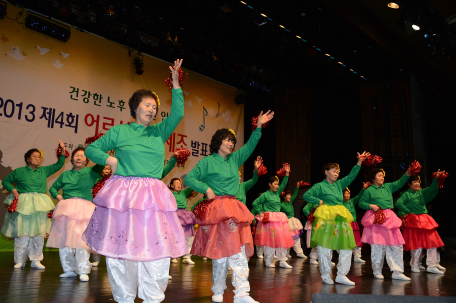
[170,59,183,89]
[357,151,371,165]
[435,169,446,179]
[257,110,274,128]
[362,182,371,190]
[254,156,263,171]
[284,163,291,175]
[58,139,66,153]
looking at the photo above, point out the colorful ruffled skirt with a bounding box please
[47,198,95,250]
[191,196,254,259]
[176,208,196,237]
[304,221,313,248]
[402,214,444,251]
[288,217,304,240]
[361,209,404,246]
[310,204,356,250]
[254,212,294,249]
[82,176,187,261]
[1,192,54,238]
[350,221,362,247]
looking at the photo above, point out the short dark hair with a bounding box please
[268,176,279,184]
[71,147,89,166]
[128,89,159,119]
[281,190,291,200]
[408,175,421,185]
[209,128,237,154]
[24,149,41,165]
[322,163,340,176]
[169,178,182,190]
[369,168,384,183]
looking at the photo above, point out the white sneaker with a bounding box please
[168,275,172,280]
[182,257,195,265]
[92,261,100,267]
[13,263,24,269]
[427,267,444,275]
[171,258,178,263]
[31,261,45,269]
[335,276,355,286]
[79,274,89,282]
[374,274,384,280]
[203,257,208,261]
[60,272,77,278]
[266,263,275,268]
[279,261,292,269]
[392,272,411,281]
[436,264,446,271]
[419,265,425,270]
[411,266,421,273]
[233,296,259,303]
[212,292,223,302]
[296,253,307,259]
[258,255,264,259]
[331,262,336,266]
[354,258,365,263]
[310,259,319,265]
[322,277,334,284]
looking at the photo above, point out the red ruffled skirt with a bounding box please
[254,212,294,249]
[402,214,444,251]
[191,196,254,259]
[350,221,362,248]
[361,209,405,246]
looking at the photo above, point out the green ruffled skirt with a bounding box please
[1,193,55,238]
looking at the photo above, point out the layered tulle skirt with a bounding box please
[310,204,356,250]
[350,221,362,247]
[402,214,444,251]
[191,196,254,259]
[254,212,294,249]
[1,192,54,238]
[361,209,404,246]
[47,198,95,249]
[288,217,304,240]
[176,208,196,237]
[82,175,187,261]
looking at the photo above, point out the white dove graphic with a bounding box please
[61,52,70,58]
[196,96,203,104]
[53,59,64,69]
[186,100,193,107]
[8,46,26,61]
[36,45,50,55]
[222,109,233,122]
[183,90,190,96]
[207,107,216,117]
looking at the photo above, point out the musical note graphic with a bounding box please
[215,103,221,117]
[199,106,208,131]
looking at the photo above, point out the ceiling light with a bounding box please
[240,1,246,4]
[387,2,399,9]
[325,54,330,56]
[338,62,343,64]
[279,25,285,28]
[296,35,301,39]
[261,13,267,17]
[412,24,420,31]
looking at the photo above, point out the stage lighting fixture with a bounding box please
[387,2,399,9]
[412,24,420,31]
[25,13,71,42]
[134,55,144,75]
[0,1,7,20]
[250,13,267,26]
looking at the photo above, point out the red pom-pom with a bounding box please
[400,214,408,229]
[165,68,188,89]
[193,199,212,220]
[276,163,290,177]
[298,181,311,189]
[47,210,54,219]
[280,191,286,197]
[251,224,256,236]
[56,145,70,159]
[408,160,422,176]
[175,148,191,167]
[257,164,267,177]
[361,155,383,166]
[262,212,270,224]
[307,206,318,223]
[92,174,111,198]
[373,207,386,224]
[85,132,105,145]
[7,197,18,214]
[251,116,271,132]
[432,171,449,189]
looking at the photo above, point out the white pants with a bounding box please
[106,257,170,303]
[211,246,251,300]
[14,235,44,264]
[310,247,318,261]
[317,246,352,279]
[256,245,264,257]
[185,236,194,257]
[59,247,92,275]
[287,238,304,256]
[371,244,404,275]
[264,246,287,264]
[411,247,438,268]
[353,247,362,260]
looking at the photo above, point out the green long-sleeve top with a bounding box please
[236,170,258,205]
[396,178,439,216]
[2,155,66,193]
[280,187,299,218]
[162,156,177,179]
[303,165,361,206]
[342,189,364,220]
[303,202,318,217]
[358,173,410,210]
[191,198,204,212]
[185,128,262,196]
[85,88,184,178]
[252,175,289,214]
[172,187,194,209]
[50,165,103,201]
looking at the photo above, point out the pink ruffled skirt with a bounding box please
[361,209,405,246]
[82,175,187,261]
[47,198,95,249]
[304,221,313,248]
[177,208,196,237]
[254,212,294,249]
[288,217,304,240]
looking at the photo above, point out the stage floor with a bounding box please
[0,251,455,303]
